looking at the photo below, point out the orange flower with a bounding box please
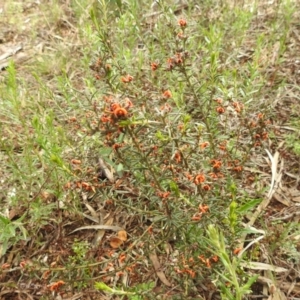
[121,74,133,83]
[202,184,211,191]
[48,280,65,292]
[118,253,126,264]
[100,115,111,123]
[211,255,219,263]
[71,159,81,165]
[113,107,128,118]
[64,182,71,189]
[42,270,51,279]
[257,113,264,119]
[199,141,209,149]
[194,174,205,185]
[94,73,101,80]
[199,204,209,213]
[219,142,227,151]
[163,90,172,99]
[81,182,93,191]
[175,52,183,64]
[68,116,77,122]
[216,106,225,114]
[215,98,223,104]
[233,247,243,255]
[110,103,120,111]
[209,172,224,179]
[211,160,222,169]
[198,256,212,268]
[206,259,211,268]
[178,18,187,27]
[160,103,172,112]
[112,143,124,150]
[191,213,202,221]
[175,268,184,274]
[262,132,268,140]
[151,62,159,71]
[232,101,243,113]
[174,151,181,163]
[166,57,174,70]
[157,191,171,199]
[233,166,243,172]
[186,269,196,278]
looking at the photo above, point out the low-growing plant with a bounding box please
[0,0,298,298]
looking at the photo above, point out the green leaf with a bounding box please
[241,275,258,293]
[94,282,114,292]
[236,199,261,214]
[94,282,135,296]
[117,163,124,172]
[0,215,10,225]
[169,181,179,197]
[98,147,113,157]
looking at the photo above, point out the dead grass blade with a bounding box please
[149,252,172,287]
[241,262,288,273]
[247,147,284,227]
[98,157,115,183]
[92,217,114,248]
[69,225,124,235]
[265,148,280,199]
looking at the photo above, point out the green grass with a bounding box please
[0,0,299,299]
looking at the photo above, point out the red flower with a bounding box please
[178,18,187,27]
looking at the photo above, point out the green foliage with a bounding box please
[206,225,258,300]
[285,133,300,156]
[0,214,27,256]
[0,0,298,298]
[95,281,155,299]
